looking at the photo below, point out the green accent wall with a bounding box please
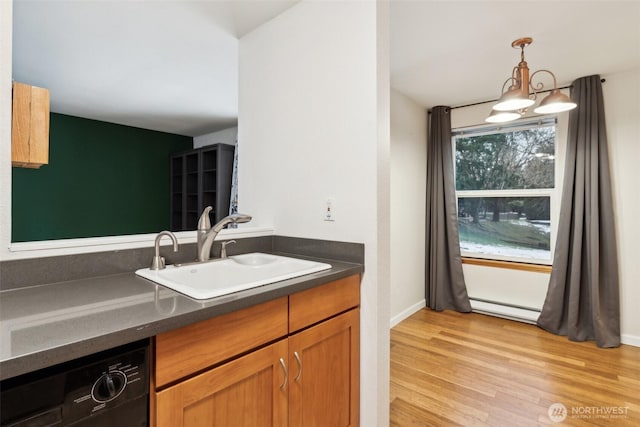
[12,113,193,242]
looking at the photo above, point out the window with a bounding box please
[453,118,557,264]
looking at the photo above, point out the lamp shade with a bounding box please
[533,89,577,114]
[493,86,535,111]
[485,109,522,123]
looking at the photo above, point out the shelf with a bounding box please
[170,144,234,232]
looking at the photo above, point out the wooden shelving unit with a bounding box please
[170,144,234,231]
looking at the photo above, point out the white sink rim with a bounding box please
[135,253,331,300]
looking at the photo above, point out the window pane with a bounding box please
[457,197,551,261]
[455,126,555,191]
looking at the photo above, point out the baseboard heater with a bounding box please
[469,299,540,325]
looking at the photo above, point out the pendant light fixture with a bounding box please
[486,37,576,123]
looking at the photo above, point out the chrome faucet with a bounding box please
[150,231,179,270]
[197,207,252,262]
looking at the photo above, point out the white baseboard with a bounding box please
[390,299,426,328]
[471,300,640,348]
[621,334,640,347]
[470,299,540,324]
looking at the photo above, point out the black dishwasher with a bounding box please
[0,339,149,427]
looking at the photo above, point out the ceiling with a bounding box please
[13,1,640,137]
[12,0,298,137]
[391,0,640,109]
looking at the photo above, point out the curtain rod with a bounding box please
[427,78,606,114]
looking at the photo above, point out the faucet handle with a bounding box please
[220,240,236,259]
[197,206,213,231]
[150,256,166,271]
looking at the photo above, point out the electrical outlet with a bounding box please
[324,198,336,222]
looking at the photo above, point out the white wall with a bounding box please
[0,1,12,258]
[389,89,426,326]
[604,68,640,346]
[463,264,550,311]
[193,126,237,148]
[238,1,390,426]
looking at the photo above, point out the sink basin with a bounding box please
[231,253,279,266]
[135,253,331,300]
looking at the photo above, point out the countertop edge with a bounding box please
[0,261,363,381]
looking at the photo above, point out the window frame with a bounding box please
[452,116,560,266]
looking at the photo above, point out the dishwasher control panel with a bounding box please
[65,344,148,422]
[1,340,149,427]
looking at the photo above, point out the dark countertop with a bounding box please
[0,254,362,381]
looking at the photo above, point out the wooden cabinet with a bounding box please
[170,144,235,231]
[155,297,288,388]
[11,82,50,168]
[152,275,360,427]
[156,339,288,427]
[289,309,359,427]
[289,275,360,333]
[287,274,360,426]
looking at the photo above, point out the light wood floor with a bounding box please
[390,309,640,426]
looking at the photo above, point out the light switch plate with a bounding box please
[324,197,335,222]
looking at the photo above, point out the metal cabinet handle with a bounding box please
[293,351,302,382]
[279,357,288,390]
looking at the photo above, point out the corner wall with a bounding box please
[390,89,426,325]
[238,1,390,425]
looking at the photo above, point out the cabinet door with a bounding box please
[12,82,50,168]
[156,339,288,427]
[289,309,359,427]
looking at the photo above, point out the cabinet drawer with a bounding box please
[155,297,288,388]
[289,274,360,333]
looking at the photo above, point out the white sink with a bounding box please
[135,253,331,300]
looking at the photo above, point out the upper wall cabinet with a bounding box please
[12,82,50,169]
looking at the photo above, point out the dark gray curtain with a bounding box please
[425,106,471,312]
[537,75,620,348]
